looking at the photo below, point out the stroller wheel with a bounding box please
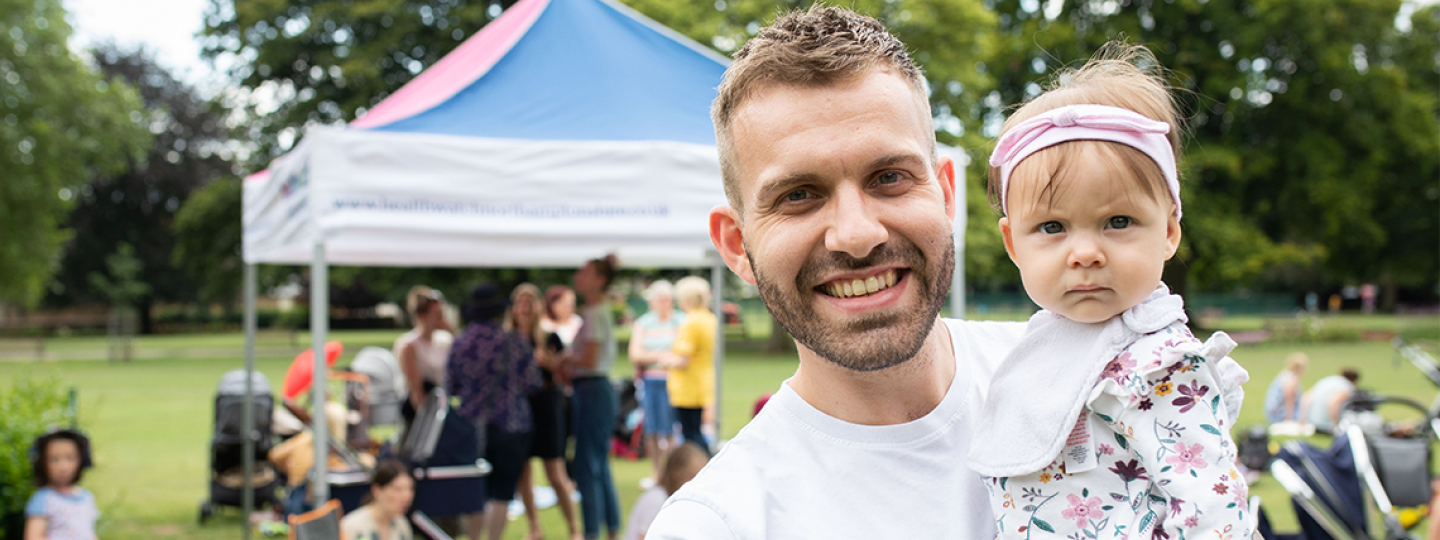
[198,500,215,525]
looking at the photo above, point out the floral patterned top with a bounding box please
[981,322,1251,540]
[446,321,542,432]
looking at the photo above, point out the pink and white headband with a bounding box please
[988,104,1181,220]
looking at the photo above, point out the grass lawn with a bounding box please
[2,313,1438,539]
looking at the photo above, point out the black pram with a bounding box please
[199,369,283,523]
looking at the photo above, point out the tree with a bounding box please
[0,0,149,307]
[45,45,236,333]
[172,177,244,304]
[978,0,1439,302]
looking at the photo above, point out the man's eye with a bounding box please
[785,189,811,202]
[876,171,901,185]
[1040,222,1064,234]
[1108,216,1133,229]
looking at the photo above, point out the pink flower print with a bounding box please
[1060,494,1103,528]
[1102,352,1136,382]
[1184,515,1199,528]
[1099,443,1115,456]
[1166,442,1208,474]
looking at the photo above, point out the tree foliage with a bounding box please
[0,0,149,307]
[202,0,519,164]
[45,46,235,331]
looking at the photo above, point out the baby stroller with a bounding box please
[1266,392,1433,540]
[199,369,284,523]
[349,346,406,428]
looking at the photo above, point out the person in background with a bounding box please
[564,255,624,540]
[447,284,542,540]
[621,443,710,540]
[1265,352,1308,424]
[660,277,716,455]
[541,285,585,351]
[1302,368,1360,433]
[25,430,96,540]
[628,280,685,484]
[394,286,454,423]
[340,459,415,540]
[509,283,582,540]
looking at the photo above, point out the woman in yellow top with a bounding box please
[660,276,716,455]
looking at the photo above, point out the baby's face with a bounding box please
[999,149,1180,323]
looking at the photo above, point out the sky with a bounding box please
[65,0,218,89]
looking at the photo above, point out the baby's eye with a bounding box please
[1108,216,1133,229]
[1040,222,1064,234]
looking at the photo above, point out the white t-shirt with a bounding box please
[646,319,1024,540]
[623,486,670,540]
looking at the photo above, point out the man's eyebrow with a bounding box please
[753,173,820,209]
[868,153,927,171]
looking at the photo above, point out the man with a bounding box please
[647,7,1023,539]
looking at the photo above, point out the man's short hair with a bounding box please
[712,5,931,214]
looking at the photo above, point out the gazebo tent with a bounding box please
[236,0,968,529]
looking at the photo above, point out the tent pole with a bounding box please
[710,255,725,443]
[311,242,330,503]
[242,263,256,540]
[950,151,967,320]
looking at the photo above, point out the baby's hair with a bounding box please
[987,42,1182,214]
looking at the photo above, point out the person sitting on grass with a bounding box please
[25,429,97,540]
[341,459,416,540]
[622,443,710,540]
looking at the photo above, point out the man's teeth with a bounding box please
[825,270,899,299]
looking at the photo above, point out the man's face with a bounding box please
[711,69,956,372]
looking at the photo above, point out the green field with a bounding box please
[2,313,1438,539]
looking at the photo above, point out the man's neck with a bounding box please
[788,319,955,425]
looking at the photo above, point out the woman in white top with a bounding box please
[394,286,453,421]
[540,285,584,351]
[340,460,415,540]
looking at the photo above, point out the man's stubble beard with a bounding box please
[748,237,954,372]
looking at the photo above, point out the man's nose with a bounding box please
[1067,234,1106,268]
[824,184,888,259]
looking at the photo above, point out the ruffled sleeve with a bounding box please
[1088,327,1252,538]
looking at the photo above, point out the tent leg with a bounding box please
[242,264,256,540]
[710,257,725,443]
[311,243,330,503]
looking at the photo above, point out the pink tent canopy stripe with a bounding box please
[348,0,552,129]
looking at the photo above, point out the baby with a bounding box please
[970,42,1252,540]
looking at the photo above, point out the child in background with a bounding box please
[25,430,98,540]
[969,42,1251,539]
[622,443,709,540]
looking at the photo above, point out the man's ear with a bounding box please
[710,205,755,284]
[999,216,1018,262]
[937,155,957,221]
[1164,215,1182,260]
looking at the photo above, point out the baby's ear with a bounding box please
[1164,215,1182,260]
[999,217,1018,262]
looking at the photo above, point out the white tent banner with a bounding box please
[244,128,727,268]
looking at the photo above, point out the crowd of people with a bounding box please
[384,256,718,540]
